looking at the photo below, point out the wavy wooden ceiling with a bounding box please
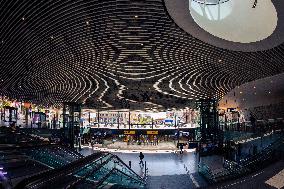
[0,0,284,110]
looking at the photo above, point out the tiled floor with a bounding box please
[265,168,284,189]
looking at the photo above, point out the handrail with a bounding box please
[95,168,116,188]
[1,144,84,160]
[95,168,145,188]
[199,134,283,183]
[65,154,114,188]
[14,152,106,189]
[0,143,57,151]
[112,154,145,181]
[114,168,146,185]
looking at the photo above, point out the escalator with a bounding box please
[0,129,145,188]
[22,145,83,168]
[14,152,146,189]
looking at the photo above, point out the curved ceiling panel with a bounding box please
[0,0,284,110]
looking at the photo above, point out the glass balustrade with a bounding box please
[199,132,283,183]
[16,150,146,189]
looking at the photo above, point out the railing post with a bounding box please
[129,160,131,168]
[144,161,147,177]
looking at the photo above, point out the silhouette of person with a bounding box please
[139,152,144,164]
[249,113,256,133]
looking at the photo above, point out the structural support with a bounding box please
[196,99,222,146]
[62,102,81,148]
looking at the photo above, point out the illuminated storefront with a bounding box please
[81,109,200,130]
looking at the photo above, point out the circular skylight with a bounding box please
[189,0,277,43]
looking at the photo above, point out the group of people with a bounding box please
[127,136,160,146]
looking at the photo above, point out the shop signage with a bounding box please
[124,130,135,135]
[147,131,158,135]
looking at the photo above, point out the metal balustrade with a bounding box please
[199,133,283,183]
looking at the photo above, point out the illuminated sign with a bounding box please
[147,131,158,135]
[124,131,135,135]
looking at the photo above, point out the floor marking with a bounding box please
[265,169,284,189]
[190,173,200,188]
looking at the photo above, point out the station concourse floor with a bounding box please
[79,147,214,188]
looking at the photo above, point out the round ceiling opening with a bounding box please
[189,0,277,43]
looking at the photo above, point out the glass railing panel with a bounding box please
[70,154,114,181]
[100,170,145,188]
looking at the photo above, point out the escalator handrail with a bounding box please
[65,154,115,188]
[95,168,116,188]
[14,152,106,189]
[114,168,146,185]
[1,144,84,160]
[96,167,145,188]
[112,154,145,180]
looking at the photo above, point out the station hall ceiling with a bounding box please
[0,0,284,110]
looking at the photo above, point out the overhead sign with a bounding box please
[124,131,135,135]
[147,131,158,135]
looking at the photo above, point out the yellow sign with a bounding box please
[147,131,158,135]
[124,131,135,135]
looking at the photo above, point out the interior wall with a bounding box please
[219,73,284,119]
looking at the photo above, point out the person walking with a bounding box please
[180,143,184,154]
[139,152,144,165]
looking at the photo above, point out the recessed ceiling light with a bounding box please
[86,21,89,25]
[51,36,54,39]
[134,15,138,18]
[22,17,25,21]
[253,86,256,89]
[218,59,222,62]
[240,91,243,94]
